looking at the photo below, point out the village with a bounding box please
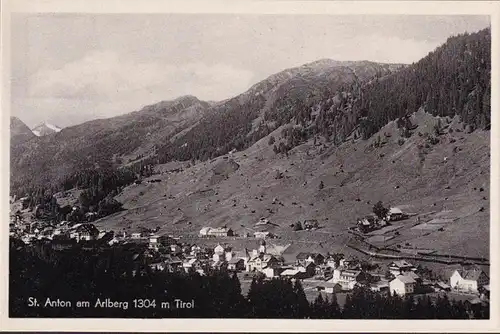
[9,200,490,309]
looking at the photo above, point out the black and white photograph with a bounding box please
[1,0,498,331]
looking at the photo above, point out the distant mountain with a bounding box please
[10,95,210,194]
[31,121,62,137]
[9,28,490,198]
[10,117,35,146]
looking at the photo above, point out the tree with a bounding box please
[373,201,389,220]
[293,221,303,231]
[319,181,325,190]
[268,136,276,146]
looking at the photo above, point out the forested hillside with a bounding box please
[10,28,490,219]
[10,96,209,196]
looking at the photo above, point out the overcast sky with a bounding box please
[11,14,490,128]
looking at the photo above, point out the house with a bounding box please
[356,215,378,232]
[280,268,305,279]
[388,260,416,276]
[131,232,142,239]
[246,254,281,272]
[317,282,343,294]
[199,227,212,237]
[233,248,250,267]
[450,267,489,293]
[300,262,317,278]
[390,275,416,296]
[149,262,166,271]
[183,258,201,273]
[227,258,245,271]
[214,243,225,254]
[207,227,234,237]
[386,207,408,221]
[370,280,390,293]
[303,219,319,230]
[296,252,325,266]
[330,269,363,290]
[256,217,270,226]
[434,281,451,292]
[70,224,99,242]
[261,267,282,278]
[164,255,183,272]
[254,231,272,239]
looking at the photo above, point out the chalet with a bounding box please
[256,218,270,226]
[296,252,325,266]
[131,232,142,239]
[233,248,251,267]
[450,267,489,293]
[317,281,343,294]
[388,260,416,276]
[356,215,378,232]
[262,267,281,278]
[303,219,319,230]
[434,281,451,292]
[390,275,416,296]
[281,268,305,279]
[386,207,408,221]
[214,243,225,254]
[164,255,183,272]
[207,227,234,237]
[246,254,281,272]
[300,262,317,278]
[330,269,363,290]
[370,281,390,293]
[183,258,201,273]
[227,258,245,271]
[70,224,99,242]
[199,227,212,237]
[254,231,272,239]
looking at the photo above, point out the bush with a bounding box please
[398,139,405,146]
[268,136,276,146]
[293,221,303,231]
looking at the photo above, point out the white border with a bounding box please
[1,0,499,332]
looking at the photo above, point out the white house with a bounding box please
[386,207,407,221]
[330,268,362,290]
[390,275,416,296]
[450,267,489,293]
[131,232,142,239]
[199,227,212,237]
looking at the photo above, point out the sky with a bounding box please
[10,14,490,128]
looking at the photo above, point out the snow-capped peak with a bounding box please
[31,121,62,137]
[44,121,62,132]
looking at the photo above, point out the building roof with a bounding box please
[281,269,301,276]
[393,275,416,284]
[403,271,420,280]
[234,248,250,259]
[456,268,486,281]
[389,207,403,214]
[228,257,243,264]
[76,224,99,235]
[390,260,414,268]
[199,227,212,234]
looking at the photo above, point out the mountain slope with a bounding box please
[93,109,489,260]
[10,117,35,146]
[10,96,210,194]
[155,60,403,163]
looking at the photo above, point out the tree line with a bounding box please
[9,241,488,319]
